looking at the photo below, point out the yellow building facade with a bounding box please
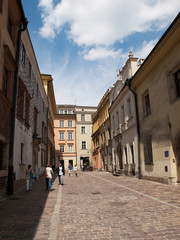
[92,88,112,171]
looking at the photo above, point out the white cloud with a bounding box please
[134,39,159,59]
[81,47,122,61]
[38,0,180,46]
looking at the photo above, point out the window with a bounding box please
[20,143,24,164]
[0,0,3,12]
[60,110,63,114]
[81,114,85,121]
[3,67,8,97]
[68,120,72,127]
[81,126,85,134]
[174,69,180,98]
[60,120,64,127]
[82,141,86,149]
[28,61,31,79]
[60,145,64,153]
[116,112,119,129]
[68,145,73,153]
[68,110,72,114]
[127,98,132,118]
[34,107,38,134]
[68,132,72,140]
[59,132,64,140]
[143,91,151,117]
[121,106,125,123]
[8,16,14,42]
[22,45,26,64]
[0,143,4,170]
[144,136,153,164]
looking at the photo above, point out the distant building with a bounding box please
[54,105,77,170]
[54,105,96,171]
[76,106,97,169]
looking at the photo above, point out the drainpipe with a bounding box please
[125,79,142,179]
[7,18,28,195]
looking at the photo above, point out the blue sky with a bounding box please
[21,0,180,106]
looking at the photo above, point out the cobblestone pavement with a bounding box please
[0,171,180,240]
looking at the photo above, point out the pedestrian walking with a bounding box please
[68,162,72,177]
[57,163,64,185]
[74,164,78,177]
[45,164,53,191]
[25,165,33,191]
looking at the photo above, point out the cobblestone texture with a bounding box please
[0,171,180,240]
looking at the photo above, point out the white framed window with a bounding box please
[68,145,73,153]
[81,114,85,121]
[60,145,64,153]
[68,120,72,127]
[59,132,64,140]
[81,126,86,134]
[68,110,72,114]
[60,120,64,127]
[68,132,73,140]
[82,141,86,149]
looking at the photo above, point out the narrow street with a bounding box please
[0,171,180,240]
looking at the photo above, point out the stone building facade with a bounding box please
[0,0,27,195]
[109,52,143,176]
[13,29,48,191]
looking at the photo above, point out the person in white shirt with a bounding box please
[74,164,78,177]
[58,163,64,185]
[45,164,53,191]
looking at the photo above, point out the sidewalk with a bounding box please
[0,175,61,240]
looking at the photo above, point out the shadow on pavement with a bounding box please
[0,175,58,239]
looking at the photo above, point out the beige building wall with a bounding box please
[131,13,180,184]
[76,106,97,169]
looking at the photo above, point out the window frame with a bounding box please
[60,145,64,153]
[68,120,72,128]
[142,90,151,118]
[82,141,87,150]
[59,120,64,128]
[59,132,64,140]
[81,126,86,134]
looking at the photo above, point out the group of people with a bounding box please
[25,163,78,192]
